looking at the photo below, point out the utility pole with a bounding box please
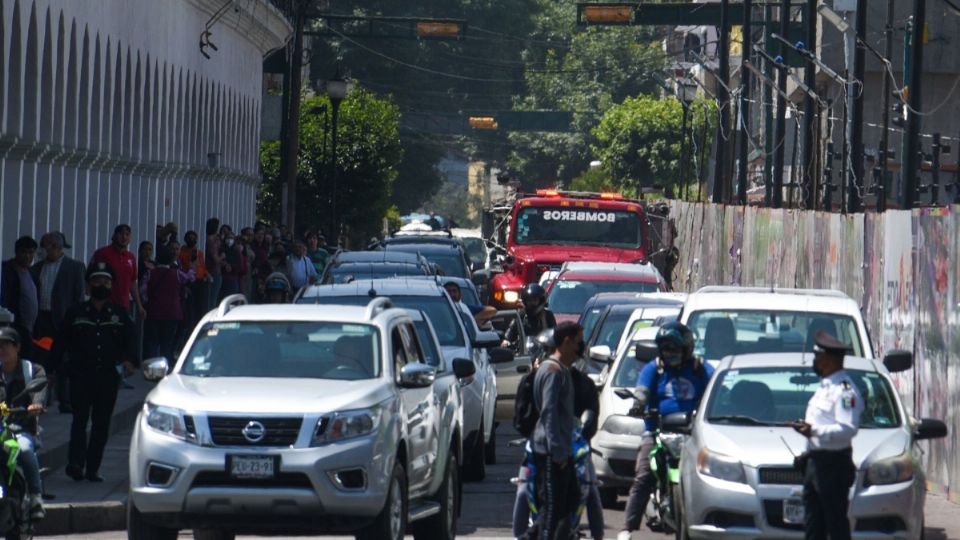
[282,0,308,235]
[847,0,867,213]
[772,0,789,208]
[763,4,774,207]
[801,0,817,209]
[736,0,753,205]
[903,0,925,209]
[878,0,894,212]
[713,0,731,204]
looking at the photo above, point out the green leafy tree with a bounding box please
[258,89,403,241]
[590,95,716,198]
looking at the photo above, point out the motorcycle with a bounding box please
[509,420,594,540]
[0,377,48,540]
[614,387,689,537]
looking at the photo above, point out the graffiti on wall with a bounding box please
[667,202,959,500]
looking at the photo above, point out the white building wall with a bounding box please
[0,0,290,262]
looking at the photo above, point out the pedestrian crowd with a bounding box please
[0,217,337,500]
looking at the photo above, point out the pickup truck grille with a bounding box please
[208,416,302,447]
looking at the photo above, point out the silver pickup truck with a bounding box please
[127,296,473,540]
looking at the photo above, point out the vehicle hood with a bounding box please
[510,245,641,265]
[150,375,391,414]
[441,345,472,363]
[697,424,910,468]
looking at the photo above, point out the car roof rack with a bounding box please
[217,294,248,317]
[693,286,851,299]
[365,297,394,319]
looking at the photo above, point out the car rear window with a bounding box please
[297,294,466,348]
[181,321,381,380]
[548,280,661,314]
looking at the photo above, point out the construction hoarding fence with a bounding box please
[665,201,960,501]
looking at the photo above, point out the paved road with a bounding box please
[42,409,960,539]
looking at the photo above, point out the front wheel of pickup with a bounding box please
[127,499,178,540]
[413,452,459,540]
[356,462,407,540]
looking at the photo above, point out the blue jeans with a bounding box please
[512,457,604,539]
[16,433,42,495]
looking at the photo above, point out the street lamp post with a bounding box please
[326,73,348,245]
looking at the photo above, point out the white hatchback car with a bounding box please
[675,352,946,540]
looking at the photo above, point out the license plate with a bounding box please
[783,498,805,524]
[228,455,276,479]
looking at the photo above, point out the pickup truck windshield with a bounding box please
[514,207,641,247]
[181,321,381,380]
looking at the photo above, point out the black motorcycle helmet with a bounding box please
[521,283,547,315]
[654,321,696,369]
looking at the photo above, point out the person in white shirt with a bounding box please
[285,241,318,291]
[792,330,864,540]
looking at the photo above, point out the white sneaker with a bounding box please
[617,531,633,540]
[29,494,45,520]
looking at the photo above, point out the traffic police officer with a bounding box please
[792,330,864,540]
[50,262,136,482]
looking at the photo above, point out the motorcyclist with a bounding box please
[262,272,292,304]
[503,283,556,347]
[617,322,714,540]
[0,327,46,520]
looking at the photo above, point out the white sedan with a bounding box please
[675,352,946,540]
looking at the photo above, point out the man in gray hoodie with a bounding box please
[528,321,584,539]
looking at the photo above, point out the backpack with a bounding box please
[513,367,540,438]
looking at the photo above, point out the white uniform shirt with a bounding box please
[804,369,864,451]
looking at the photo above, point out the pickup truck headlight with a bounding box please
[601,414,647,436]
[313,406,382,446]
[865,452,913,486]
[503,290,520,304]
[697,448,746,484]
[145,403,195,442]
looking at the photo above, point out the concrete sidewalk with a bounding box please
[34,375,153,535]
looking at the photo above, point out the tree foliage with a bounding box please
[258,89,403,240]
[590,95,716,198]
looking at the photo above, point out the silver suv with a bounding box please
[128,296,470,540]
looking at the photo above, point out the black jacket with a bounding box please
[0,360,47,436]
[0,260,32,337]
[505,308,557,344]
[30,256,87,333]
[50,301,136,376]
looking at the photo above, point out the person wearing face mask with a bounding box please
[50,262,135,482]
[791,331,863,540]
[618,321,713,540]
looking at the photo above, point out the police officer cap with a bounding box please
[812,330,850,355]
[86,261,115,282]
[0,327,20,346]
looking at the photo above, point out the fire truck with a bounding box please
[481,189,672,309]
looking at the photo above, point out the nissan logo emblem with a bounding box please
[241,420,266,443]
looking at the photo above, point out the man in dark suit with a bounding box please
[0,236,39,342]
[31,232,85,412]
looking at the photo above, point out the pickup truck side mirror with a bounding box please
[399,363,436,388]
[143,357,170,382]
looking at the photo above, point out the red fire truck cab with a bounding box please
[487,189,652,309]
